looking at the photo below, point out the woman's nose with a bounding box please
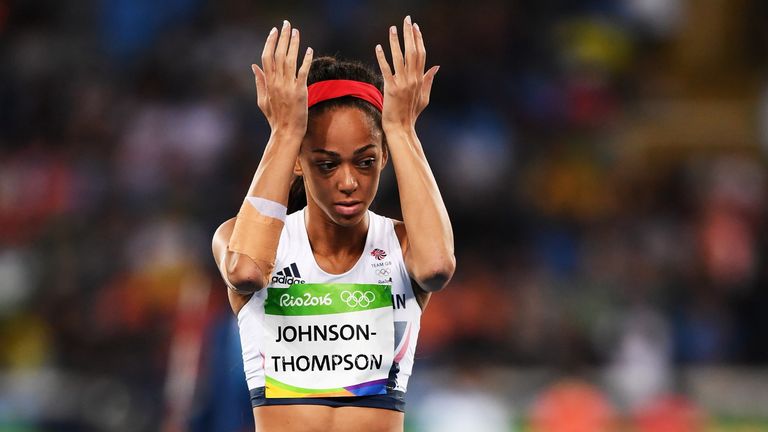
[338,166,358,194]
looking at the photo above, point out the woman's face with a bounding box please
[296,106,387,227]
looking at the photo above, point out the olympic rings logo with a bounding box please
[375,268,391,277]
[340,290,376,308]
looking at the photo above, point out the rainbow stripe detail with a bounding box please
[266,376,388,398]
[394,322,412,363]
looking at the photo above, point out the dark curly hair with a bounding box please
[288,56,385,213]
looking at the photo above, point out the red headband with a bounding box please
[307,79,383,112]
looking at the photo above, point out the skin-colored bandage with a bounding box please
[228,200,285,267]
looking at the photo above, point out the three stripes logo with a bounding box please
[271,263,306,285]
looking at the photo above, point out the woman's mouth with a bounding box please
[334,201,363,216]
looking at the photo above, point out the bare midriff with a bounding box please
[253,405,404,432]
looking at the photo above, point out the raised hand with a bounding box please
[252,20,314,136]
[374,15,439,130]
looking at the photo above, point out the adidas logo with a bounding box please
[271,262,306,285]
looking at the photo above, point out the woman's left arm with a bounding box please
[375,16,455,292]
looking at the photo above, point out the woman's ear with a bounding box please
[381,142,389,168]
[293,156,304,176]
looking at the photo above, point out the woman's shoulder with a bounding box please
[371,211,407,254]
[282,208,305,234]
[391,219,406,246]
[286,208,304,222]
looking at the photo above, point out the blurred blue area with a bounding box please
[100,0,204,60]
[188,315,252,432]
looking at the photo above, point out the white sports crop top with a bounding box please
[236,208,422,408]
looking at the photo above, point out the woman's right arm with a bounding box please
[212,20,312,294]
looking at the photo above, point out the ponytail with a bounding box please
[288,176,307,214]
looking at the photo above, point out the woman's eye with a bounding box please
[358,158,375,168]
[317,162,336,171]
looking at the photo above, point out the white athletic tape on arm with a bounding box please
[246,197,287,222]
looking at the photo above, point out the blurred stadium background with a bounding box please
[1,0,768,431]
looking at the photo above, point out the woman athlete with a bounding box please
[212,16,455,432]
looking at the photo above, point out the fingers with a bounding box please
[413,22,426,74]
[274,20,291,78]
[262,20,306,84]
[286,27,301,79]
[375,44,394,85]
[420,65,439,108]
[402,15,417,74]
[261,27,278,80]
[386,16,425,78]
[297,46,314,86]
[388,25,404,76]
[251,64,270,114]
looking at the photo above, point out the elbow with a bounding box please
[212,218,268,295]
[413,254,456,293]
[225,253,267,295]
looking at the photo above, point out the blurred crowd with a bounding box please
[1,0,767,430]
